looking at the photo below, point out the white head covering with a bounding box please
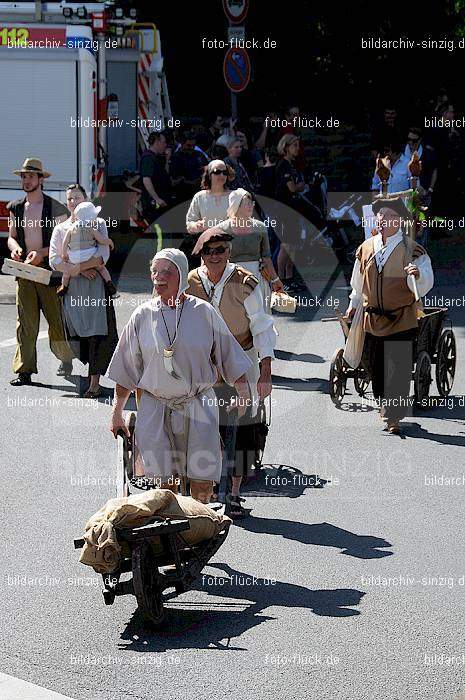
[152,248,189,301]
[228,188,250,217]
[74,201,101,224]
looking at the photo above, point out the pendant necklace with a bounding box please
[160,299,185,379]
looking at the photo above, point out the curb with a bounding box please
[0,293,15,304]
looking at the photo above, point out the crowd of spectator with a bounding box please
[369,92,465,219]
[135,95,465,291]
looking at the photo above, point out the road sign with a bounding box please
[222,0,249,24]
[228,25,245,43]
[223,47,250,93]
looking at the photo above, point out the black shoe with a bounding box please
[57,361,73,377]
[10,373,32,386]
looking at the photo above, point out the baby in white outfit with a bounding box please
[58,201,117,297]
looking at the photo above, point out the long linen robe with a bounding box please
[106,294,252,482]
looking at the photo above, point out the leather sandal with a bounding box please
[84,386,102,399]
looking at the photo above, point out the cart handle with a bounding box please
[117,428,133,447]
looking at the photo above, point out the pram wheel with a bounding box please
[329,347,348,405]
[354,365,370,397]
[414,351,432,405]
[132,540,166,626]
[435,329,456,397]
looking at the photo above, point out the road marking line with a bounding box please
[0,331,48,349]
[0,672,76,699]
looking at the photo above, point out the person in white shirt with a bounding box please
[187,231,277,517]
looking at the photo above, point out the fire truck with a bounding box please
[0,1,172,238]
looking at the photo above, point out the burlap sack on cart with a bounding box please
[79,490,230,574]
[343,303,365,369]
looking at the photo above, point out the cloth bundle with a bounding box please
[79,489,231,574]
[271,291,297,314]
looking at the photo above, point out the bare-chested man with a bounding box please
[7,158,73,386]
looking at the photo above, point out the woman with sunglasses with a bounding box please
[193,188,284,311]
[184,160,234,269]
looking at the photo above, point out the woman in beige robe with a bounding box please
[107,248,251,503]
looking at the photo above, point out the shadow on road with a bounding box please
[118,562,365,652]
[241,464,328,498]
[275,349,325,364]
[236,519,393,560]
[401,421,465,447]
[272,374,329,394]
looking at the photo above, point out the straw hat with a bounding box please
[13,157,51,178]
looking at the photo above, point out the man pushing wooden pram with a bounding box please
[342,196,435,434]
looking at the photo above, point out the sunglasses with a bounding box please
[211,169,228,175]
[202,245,228,255]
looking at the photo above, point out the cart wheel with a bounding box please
[414,351,432,405]
[354,365,371,397]
[132,540,165,627]
[435,330,456,397]
[329,347,348,406]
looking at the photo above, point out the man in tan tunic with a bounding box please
[187,231,277,517]
[107,248,252,504]
[346,197,434,433]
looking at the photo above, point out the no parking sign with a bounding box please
[222,0,249,24]
[223,47,251,93]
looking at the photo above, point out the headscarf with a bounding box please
[228,188,250,217]
[151,248,189,302]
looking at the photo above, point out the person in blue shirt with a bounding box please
[371,139,411,194]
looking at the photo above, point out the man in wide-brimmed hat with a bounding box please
[345,197,434,434]
[7,158,73,386]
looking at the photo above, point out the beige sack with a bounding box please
[343,304,365,369]
[79,490,230,574]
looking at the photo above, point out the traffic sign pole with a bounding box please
[231,90,238,120]
[223,0,250,120]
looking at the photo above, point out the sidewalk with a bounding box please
[0,673,76,699]
[0,273,15,304]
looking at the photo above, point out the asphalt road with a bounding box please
[1,256,465,700]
